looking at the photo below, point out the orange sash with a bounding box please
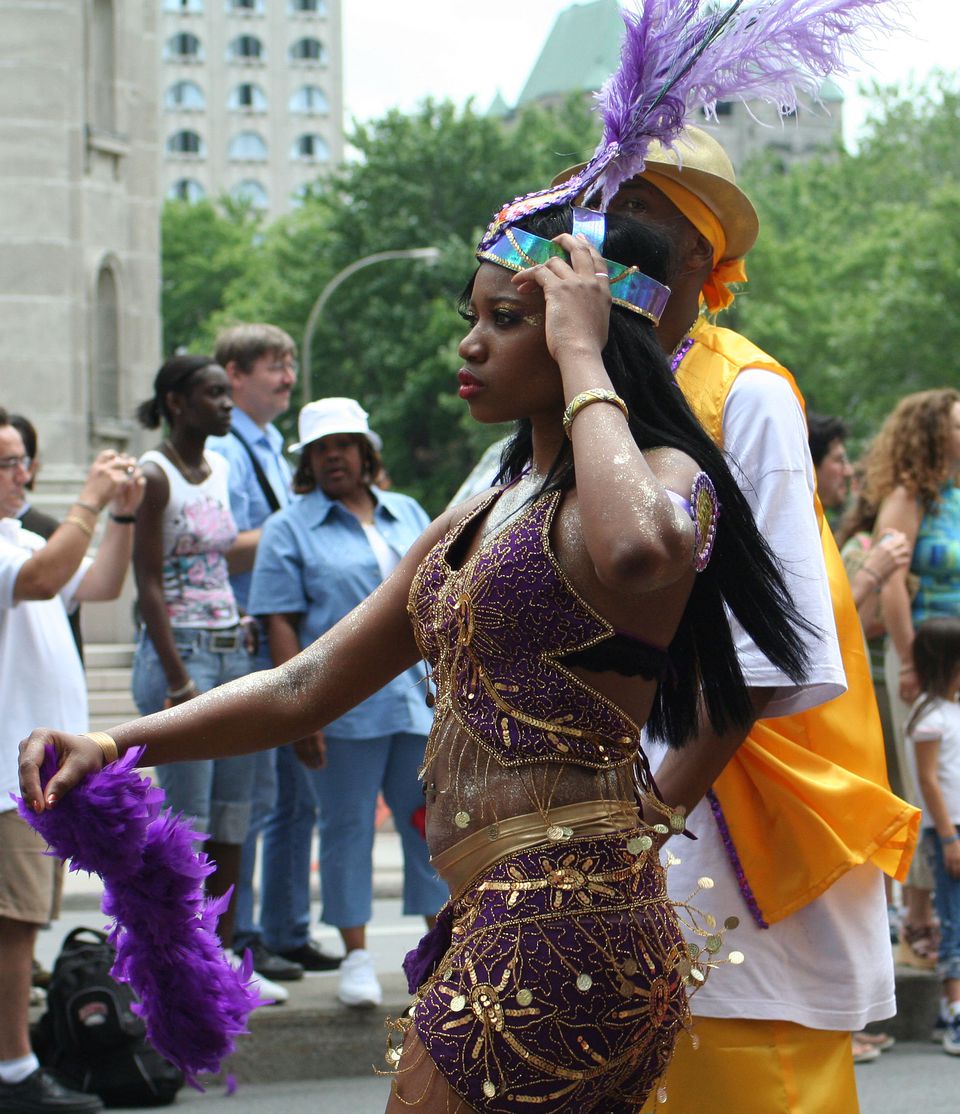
[675,322,918,923]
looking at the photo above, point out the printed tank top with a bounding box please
[408,488,648,771]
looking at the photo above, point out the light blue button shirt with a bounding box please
[208,408,292,610]
[248,486,434,739]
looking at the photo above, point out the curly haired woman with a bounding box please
[867,388,960,971]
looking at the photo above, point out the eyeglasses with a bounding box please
[266,360,298,374]
[0,455,31,473]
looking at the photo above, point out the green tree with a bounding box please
[737,76,960,444]
[210,95,599,511]
[160,197,262,355]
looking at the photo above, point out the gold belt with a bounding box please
[432,799,641,900]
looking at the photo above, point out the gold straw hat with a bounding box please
[552,125,759,262]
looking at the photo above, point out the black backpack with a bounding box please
[33,927,184,1107]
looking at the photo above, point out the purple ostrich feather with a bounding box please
[593,0,904,205]
[16,746,262,1086]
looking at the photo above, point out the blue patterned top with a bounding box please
[912,481,960,623]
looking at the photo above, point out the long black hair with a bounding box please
[136,355,216,429]
[485,205,814,747]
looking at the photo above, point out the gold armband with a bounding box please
[562,389,629,439]
[83,731,119,766]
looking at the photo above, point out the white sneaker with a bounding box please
[225,948,288,1006]
[337,948,382,1008]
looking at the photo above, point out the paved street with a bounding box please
[33,835,960,1113]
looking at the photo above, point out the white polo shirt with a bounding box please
[0,518,89,813]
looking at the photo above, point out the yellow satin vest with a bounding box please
[676,321,919,925]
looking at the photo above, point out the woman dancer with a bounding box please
[21,207,810,1112]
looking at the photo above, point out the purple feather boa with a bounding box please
[16,746,262,1086]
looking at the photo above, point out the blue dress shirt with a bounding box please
[208,408,292,609]
[248,486,434,739]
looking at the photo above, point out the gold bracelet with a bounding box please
[562,389,629,439]
[63,515,94,540]
[73,500,102,516]
[82,731,119,765]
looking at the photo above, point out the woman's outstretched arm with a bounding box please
[19,508,454,810]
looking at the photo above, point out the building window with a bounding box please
[230,179,268,209]
[289,37,324,63]
[93,265,120,421]
[289,85,328,114]
[165,80,206,111]
[167,178,206,202]
[228,131,267,161]
[715,101,734,117]
[163,0,204,11]
[165,32,204,61]
[227,0,264,11]
[228,34,264,61]
[229,82,267,111]
[90,0,116,132]
[289,0,326,11]
[290,133,329,162]
[167,129,205,156]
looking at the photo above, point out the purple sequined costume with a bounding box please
[396,489,702,1112]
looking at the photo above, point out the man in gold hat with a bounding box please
[586,127,918,1112]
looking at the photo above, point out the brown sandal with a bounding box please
[895,924,938,970]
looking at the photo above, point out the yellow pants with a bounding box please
[640,1018,859,1114]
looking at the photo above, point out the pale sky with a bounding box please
[341,0,960,148]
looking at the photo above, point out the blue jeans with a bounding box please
[261,732,448,951]
[131,629,256,845]
[233,641,279,949]
[924,826,960,982]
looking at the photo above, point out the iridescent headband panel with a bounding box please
[477,218,671,325]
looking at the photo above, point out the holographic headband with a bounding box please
[477,207,671,325]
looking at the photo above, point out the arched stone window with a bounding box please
[165,32,204,61]
[167,178,206,202]
[289,85,328,114]
[228,131,267,161]
[289,0,326,11]
[228,34,264,61]
[167,129,206,156]
[165,80,206,111]
[230,179,269,209]
[91,0,116,130]
[163,0,204,11]
[290,133,329,162]
[229,83,267,111]
[93,264,120,421]
[228,0,265,11]
[289,38,324,63]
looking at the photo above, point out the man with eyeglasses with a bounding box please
[207,324,340,986]
[0,408,143,1113]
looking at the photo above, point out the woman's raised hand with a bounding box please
[513,233,612,366]
[79,450,142,512]
[18,729,105,813]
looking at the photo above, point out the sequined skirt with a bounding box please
[407,827,690,1113]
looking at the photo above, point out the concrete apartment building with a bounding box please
[161,0,344,219]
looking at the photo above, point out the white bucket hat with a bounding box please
[290,397,383,453]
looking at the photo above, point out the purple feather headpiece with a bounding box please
[479,0,901,247]
[17,747,262,1088]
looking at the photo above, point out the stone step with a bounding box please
[85,667,134,692]
[87,690,138,717]
[85,642,135,669]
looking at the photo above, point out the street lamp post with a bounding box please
[300,247,441,407]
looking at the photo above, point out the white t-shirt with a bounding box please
[0,518,90,813]
[648,368,894,1031]
[907,696,960,828]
